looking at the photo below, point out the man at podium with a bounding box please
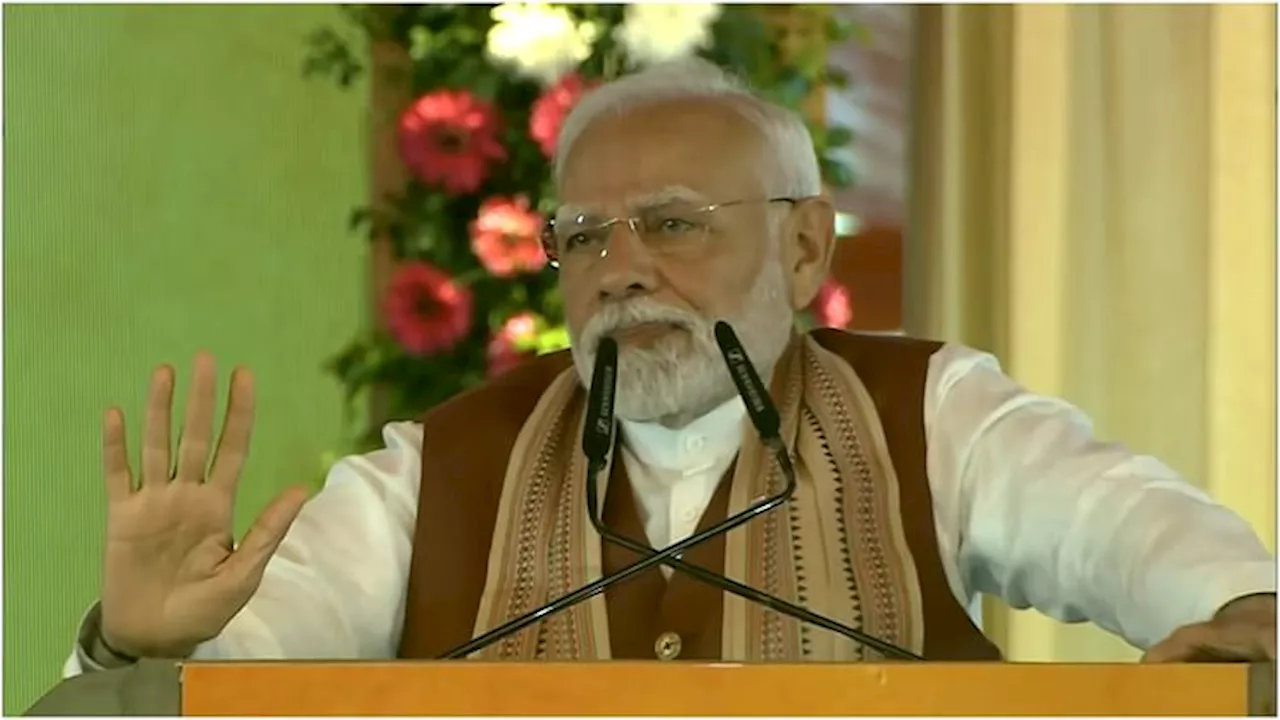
[64,59,1274,676]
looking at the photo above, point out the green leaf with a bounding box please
[826,126,854,149]
[534,326,571,353]
[819,156,856,188]
[824,66,850,89]
[770,69,811,110]
[408,25,434,60]
[468,70,501,102]
[825,18,854,44]
[348,207,371,233]
[302,26,364,89]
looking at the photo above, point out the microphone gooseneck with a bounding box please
[582,338,828,632]
[440,323,923,662]
[439,331,795,659]
[581,322,922,661]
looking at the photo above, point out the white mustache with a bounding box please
[580,299,708,352]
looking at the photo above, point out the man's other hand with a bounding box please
[1143,593,1276,662]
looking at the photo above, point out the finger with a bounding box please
[1143,623,1214,663]
[102,408,134,500]
[1144,623,1268,663]
[208,367,256,490]
[222,486,311,583]
[175,352,218,482]
[141,365,175,488]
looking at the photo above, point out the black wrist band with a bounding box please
[98,630,139,662]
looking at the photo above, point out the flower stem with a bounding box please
[603,49,621,80]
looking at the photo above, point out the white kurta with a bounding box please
[66,343,1276,674]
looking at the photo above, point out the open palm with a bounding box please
[99,354,309,659]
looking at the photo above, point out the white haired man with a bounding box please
[59,59,1275,687]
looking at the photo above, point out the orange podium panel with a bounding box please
[179,661,1275,716]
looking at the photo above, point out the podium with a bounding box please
[23,660,1275,715]
[174,662,1275,716]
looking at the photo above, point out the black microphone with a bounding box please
[713,321,780,439]
[441,332,798,659]
[582,336,618,467]
[440,326,922,661]
[579,323,922,661]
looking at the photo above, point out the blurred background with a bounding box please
[3,3,1275,713]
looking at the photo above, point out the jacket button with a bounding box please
[654,631,682,661]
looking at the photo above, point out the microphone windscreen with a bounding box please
[713,321,781,439]
[582,337,618,465]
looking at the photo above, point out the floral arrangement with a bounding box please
[306,4,860,448]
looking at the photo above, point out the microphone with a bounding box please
[580,323,922,661]
[582,336,618,467]
[713,321,780,439]
[441,329,797,660]
[439,325,922,662]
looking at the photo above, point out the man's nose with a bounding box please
[595,223,658,302]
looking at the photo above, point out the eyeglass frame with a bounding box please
[540,196,808,269]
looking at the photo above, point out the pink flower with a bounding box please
[810,278,854,329]
[487,312,541,377]
[399,90,507,195]
[469,195,548,276]
[529,73,593,158]
[382,262,473,356]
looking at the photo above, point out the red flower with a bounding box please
[383,262,473,356]
[469,195,547,276]
[399,90,507,195]
[487,312,540,378]
[529,73,593,158]
[810,278,854,329]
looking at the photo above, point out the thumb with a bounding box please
[1141,624,1207,663]
[223,486,312,585]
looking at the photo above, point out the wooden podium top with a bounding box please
[179,661,1276,716]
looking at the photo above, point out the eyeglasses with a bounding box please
[541,197,801,269]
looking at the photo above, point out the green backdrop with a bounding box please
[4,5,368,713]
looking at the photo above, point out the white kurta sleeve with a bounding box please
[923,344,1275,649]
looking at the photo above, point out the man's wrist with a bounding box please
[1214,592,1277,621]
[77,602,138,670]
[97,628,139,663]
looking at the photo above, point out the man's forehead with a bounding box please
[556,185,711,220]
[557,101,769,214]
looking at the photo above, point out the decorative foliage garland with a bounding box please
[306,4,860,448]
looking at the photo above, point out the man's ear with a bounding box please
[780,196,837,310]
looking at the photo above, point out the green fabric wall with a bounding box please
[4,5,367,713]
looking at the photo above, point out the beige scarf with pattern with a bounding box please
[471,332,924,661]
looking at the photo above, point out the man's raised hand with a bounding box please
[98,353,310,659]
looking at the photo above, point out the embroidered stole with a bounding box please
[471,333,925,660]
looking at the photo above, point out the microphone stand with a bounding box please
[580,325,922,661]
[439,323,924,662]
[439,455,797,659]
[583,447,922,661]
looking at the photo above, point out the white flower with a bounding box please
[614,4,722,67]
[486,3,599,86]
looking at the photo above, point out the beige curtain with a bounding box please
[908,4,1276,662]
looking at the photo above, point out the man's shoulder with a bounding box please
[810,328,944,369]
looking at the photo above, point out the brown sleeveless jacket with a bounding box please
[397,329,1002,661]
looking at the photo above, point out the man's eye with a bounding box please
[657,217,697,234]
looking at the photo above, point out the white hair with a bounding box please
[554,57,822,199]
[560,59,811,426]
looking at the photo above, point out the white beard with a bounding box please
[570,260,794,427]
